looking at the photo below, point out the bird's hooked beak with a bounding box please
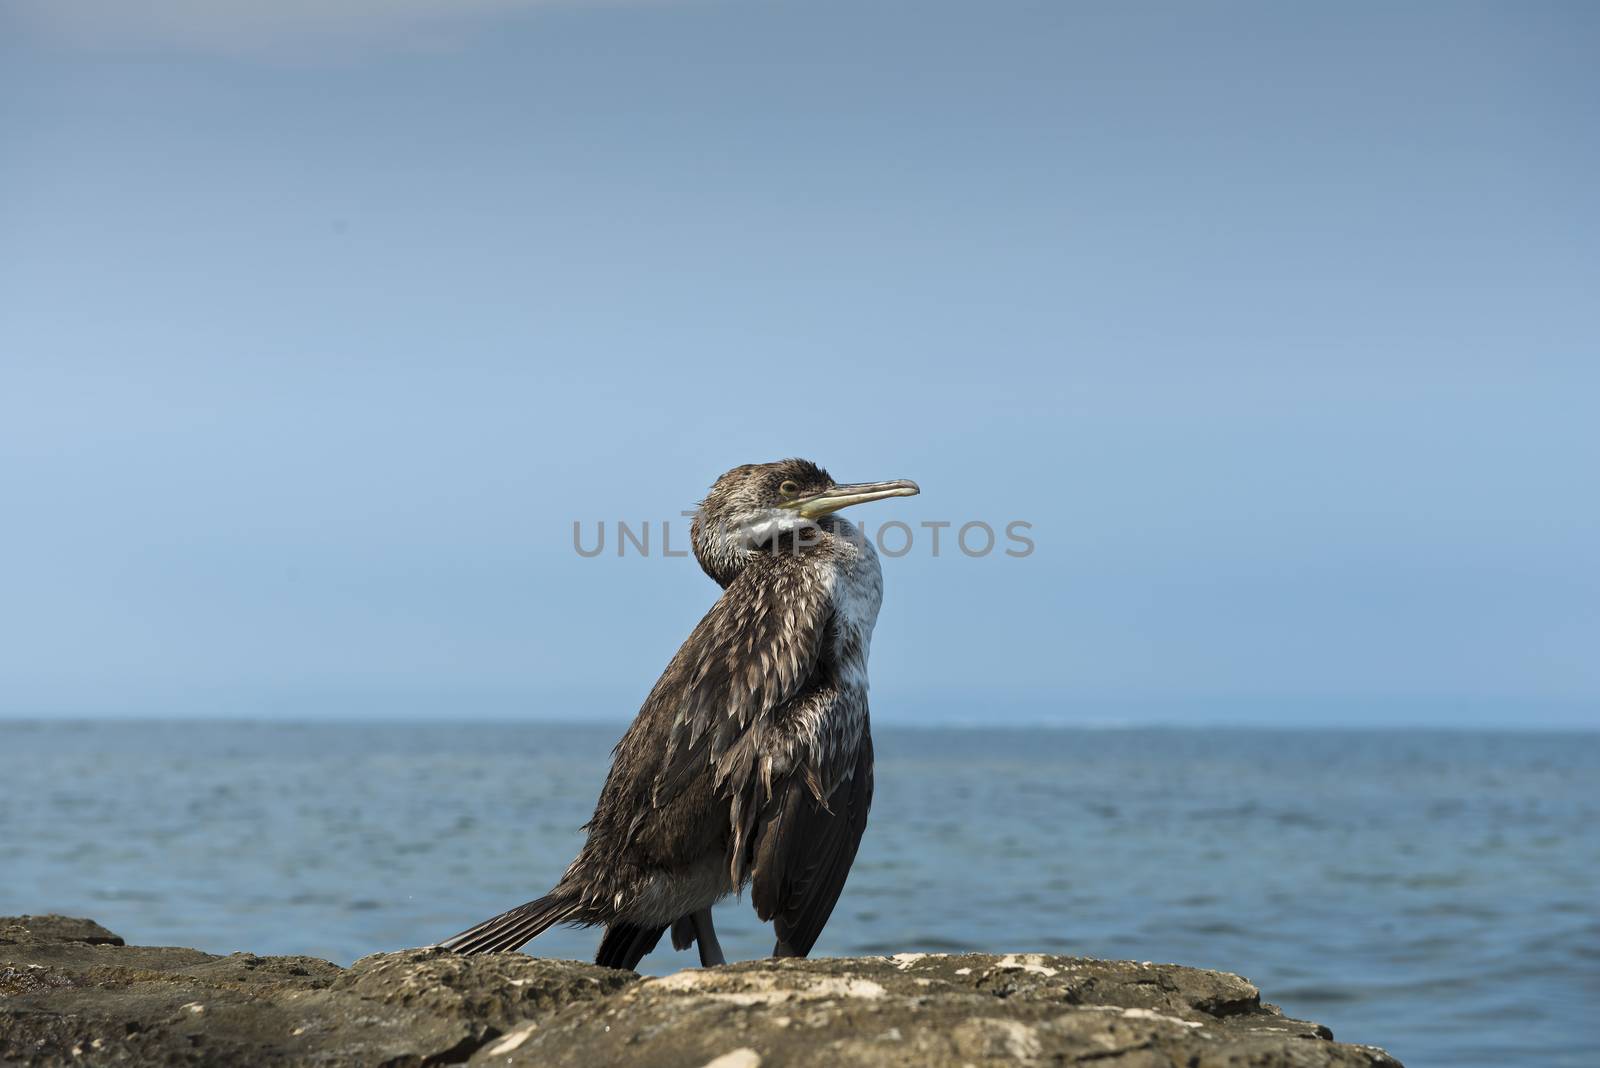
[785,479,920,519]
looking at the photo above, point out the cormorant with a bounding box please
[437,459,919,969]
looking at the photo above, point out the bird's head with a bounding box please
[691,458,919,587]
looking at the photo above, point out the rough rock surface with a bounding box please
[0,917,1401,1067]
[1,916,125,947]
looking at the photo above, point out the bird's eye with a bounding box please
[779,480,800,497]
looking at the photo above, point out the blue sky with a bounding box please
[2,2,1596,726]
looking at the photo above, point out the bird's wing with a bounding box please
[646,555,834,813]
[751,728,874,957]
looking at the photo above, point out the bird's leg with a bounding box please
[670,915,697,952]
[689,908,725,967]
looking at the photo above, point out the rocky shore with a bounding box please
[1,915,1400,1066]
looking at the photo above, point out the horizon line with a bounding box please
[2,714,1595,734]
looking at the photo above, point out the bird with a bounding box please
[437,459,919,970]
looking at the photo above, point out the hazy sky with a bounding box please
[2,2,1596,726]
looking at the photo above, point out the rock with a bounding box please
[0,917,1402,1067]
[0,916,125,947]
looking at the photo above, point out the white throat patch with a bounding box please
[738,510,814,548]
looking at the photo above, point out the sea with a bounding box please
[2,720,1594,1068]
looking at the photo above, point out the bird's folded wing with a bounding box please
[751,733,874,957]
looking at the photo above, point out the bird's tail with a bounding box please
[436,893,582,955]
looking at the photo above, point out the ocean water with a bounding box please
[1,721,1594,1067]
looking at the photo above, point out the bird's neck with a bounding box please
[690,513,875,593]
[824,521,884,676]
